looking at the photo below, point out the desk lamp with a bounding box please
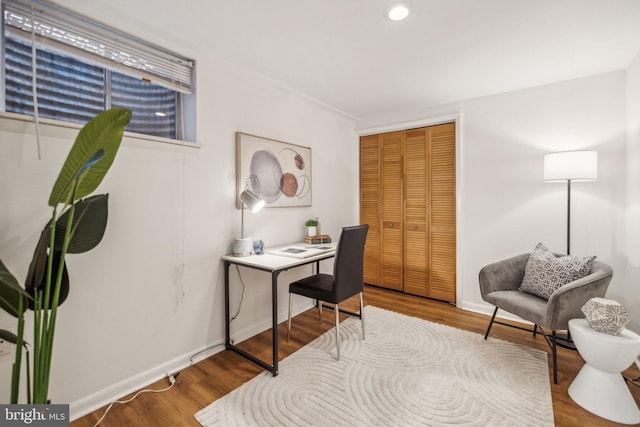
[233,190,265,256]
[544,150,597,255]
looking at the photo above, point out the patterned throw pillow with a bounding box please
[519,243,596,300]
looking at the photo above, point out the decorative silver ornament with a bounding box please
[581,297,630,335]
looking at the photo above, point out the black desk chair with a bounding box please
[287,224,369,360]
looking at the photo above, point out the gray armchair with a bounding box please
[479,253,613,384]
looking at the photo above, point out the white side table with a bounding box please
[568,318,640,425]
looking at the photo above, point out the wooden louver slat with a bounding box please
[403,127,428,296]
[428,123,456,302]
[360,135,381,285]
[380,131,403,290]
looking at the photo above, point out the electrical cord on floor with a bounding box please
[230,264,246,323]
[92,373,179,427]
[91,265,242,426]
[92,341,228,426]
[186,342,226,368]
[624,358,640,387]
[625,375,640,387]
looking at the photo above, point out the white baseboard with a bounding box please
[70,300,315,421]
[70,340,224,421]
[459,301,532,325]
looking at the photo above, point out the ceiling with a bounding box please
[59,0,640,121]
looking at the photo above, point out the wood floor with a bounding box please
[73,285,640,427]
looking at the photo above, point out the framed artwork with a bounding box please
[236,132,312,208]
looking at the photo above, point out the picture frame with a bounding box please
[236,132,312,208]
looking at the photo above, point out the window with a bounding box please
[1,0,195,141]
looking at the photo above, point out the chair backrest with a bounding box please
[332,224,369,302]
[545,259,613,330]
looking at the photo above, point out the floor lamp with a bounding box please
[544,150,597,255]
[233,190,265,256]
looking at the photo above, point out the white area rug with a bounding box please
[195,306,554,426]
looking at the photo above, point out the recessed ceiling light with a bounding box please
[388,5,410,21]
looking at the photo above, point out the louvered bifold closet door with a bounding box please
[380,131,404,290]
[403,128,429,296]
[428,123,456,302]
[359,124,455,300]
[360,135,381,285]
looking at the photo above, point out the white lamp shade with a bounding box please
[544,151,597,182]
[240,190,265,213]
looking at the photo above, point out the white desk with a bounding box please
[222,242,336,376]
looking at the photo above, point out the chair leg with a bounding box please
[335,303,340,361]
[287,293,292,342]
[483,308,559,384]
[318,299,323,324]
[552,330,558,384]
[484,307,498,340]
[359,292,365,340]
[533,324,537,337]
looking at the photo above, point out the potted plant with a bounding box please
[305,218,318,237]
[0,107,131,404]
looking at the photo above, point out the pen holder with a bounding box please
[253,240,264,255]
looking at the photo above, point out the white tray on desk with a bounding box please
[268,245,335,259]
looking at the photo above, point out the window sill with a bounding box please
[0,112,202,150]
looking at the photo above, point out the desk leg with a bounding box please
[224,261,231,350]
[225,261,282,377]
[272,271,280,376]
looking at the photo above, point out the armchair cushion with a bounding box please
[519,243,596,300]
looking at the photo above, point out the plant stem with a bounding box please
[34,208,58,402]
[36,184,77,403]
[41,201,75,402]
[26,349,32,404]
[10,297,24,404]
[41,209,58,338]
[33,291,42,402]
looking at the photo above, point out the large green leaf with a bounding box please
[48,108,131,207]
[53,194,109,254]
[24,223,51,300]
[0,329,29,348]
[24,194,108,307]
[0,259,31,318]
[25,251,69,310]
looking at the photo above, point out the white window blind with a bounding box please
[5,34,181,138]
[3,0,194,94]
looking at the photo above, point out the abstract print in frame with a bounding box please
[236,132,312,208]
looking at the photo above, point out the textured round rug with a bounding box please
[195,306,554,426]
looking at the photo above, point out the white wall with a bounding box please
[458,72,627,313]
[0,53,358,418]
[358,71,629,323]
[625,50,640,328]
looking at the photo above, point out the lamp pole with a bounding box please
[544,150,597,256]
[566,180,571,255]
[241,203,246,239]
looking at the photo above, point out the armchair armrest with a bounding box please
[544,261,613,330]
[479,253,530,298]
